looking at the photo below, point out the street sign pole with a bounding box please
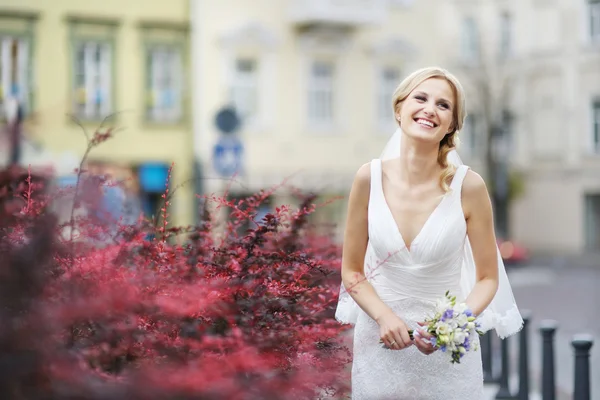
[212,106,243,179]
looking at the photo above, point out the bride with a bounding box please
[335,67,523,399]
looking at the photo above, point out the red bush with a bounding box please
[0,127,351,399]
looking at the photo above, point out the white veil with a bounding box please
[335,128,524,339]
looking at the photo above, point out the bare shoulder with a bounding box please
[461,169,492,218]
[351,162,372,194]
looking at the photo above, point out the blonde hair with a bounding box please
[391,67,467,191]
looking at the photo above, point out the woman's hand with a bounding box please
[377,310,413,350]
[414,321,438,355]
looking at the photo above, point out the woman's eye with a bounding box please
[415,96,426,102]
[438,103,450,109]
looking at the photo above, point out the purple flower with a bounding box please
[463,337,470,351]
[430,337,437,347]
[464,309,473,317]
[441,309,454,321]
[440,345,447,353]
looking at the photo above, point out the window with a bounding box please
[590,0,600,42]
[308,60,335,125]
[0,35,31,118]
[499,13,512,59]
[378,67,400,124]
[592,101,600,154]
[231,58,258,122]
[462,113,480,156]
[461,17,479,63]
[146,45,183,123]
[584,194,600,250]
[73,40,112,120]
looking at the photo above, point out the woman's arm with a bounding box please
[462,170,500,316]
[341,163,412,349]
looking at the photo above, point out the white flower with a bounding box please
[453,302,468,315]
[436,322,450,336]
[466,321,476,331]
[453,329,466,344]
[456,313,469,327]
[435,297,453,314]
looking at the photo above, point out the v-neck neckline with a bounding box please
[379,165,457,255]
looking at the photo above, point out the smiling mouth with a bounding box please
[414,118,437,128]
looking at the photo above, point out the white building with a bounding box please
[189,0,600,254]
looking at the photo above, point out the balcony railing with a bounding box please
[288,0,386,28]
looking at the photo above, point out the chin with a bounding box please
[403,125,442,143]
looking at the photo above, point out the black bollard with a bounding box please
[539,320,558,400]
[495,335,516,399]
[518,311,532,400]
[572,334,594,400]
[482,332,495,382]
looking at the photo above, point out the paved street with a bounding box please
[485,262,600,399]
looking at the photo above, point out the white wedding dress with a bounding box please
[350,159,483,399]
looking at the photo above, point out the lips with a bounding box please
[414,118,438,128]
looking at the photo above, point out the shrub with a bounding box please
[0,125,351,399]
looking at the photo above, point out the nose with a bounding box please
[422,102,435,116]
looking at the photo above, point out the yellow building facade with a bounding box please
[190,0,450,239]
[0,0,195,227]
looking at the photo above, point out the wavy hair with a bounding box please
[391,67,467,191]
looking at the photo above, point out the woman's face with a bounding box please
[395,77,456,145]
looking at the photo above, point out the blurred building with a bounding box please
[0,0,195,227]
[190,0,450,238]
[191,0,600,254]
[436,0,600,254]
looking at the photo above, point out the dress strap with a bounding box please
[369,158,383,200]
[450,164,470,193]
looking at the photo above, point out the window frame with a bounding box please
[67,16,119,123]
[72,39,113,121]
[0,11,37,120]
[144,42,185,125]
[140,21,189,127]
[306,58,336,129]
[498,12,512,60]
[376,65,400,130]
[461,16,479,64]
[230,56,259,126]
[589,0,600,43]
[591,100,600,155]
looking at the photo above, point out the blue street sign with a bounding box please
[215,106,240,134]
[213,135,243,177]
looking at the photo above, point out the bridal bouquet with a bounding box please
[418,291,484,364]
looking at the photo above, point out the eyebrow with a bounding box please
[414,91,453,106]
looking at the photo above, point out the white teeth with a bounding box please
[416,119,434,128]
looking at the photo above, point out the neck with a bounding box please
[398,133,440,186]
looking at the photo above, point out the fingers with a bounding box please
[381,329,412,350]
[414,336,436,355]
[398,328,412,347]
[381,336,399,350]
[391,330,408,349]
[416,327,431,339]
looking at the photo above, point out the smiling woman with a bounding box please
[334,66,523,399]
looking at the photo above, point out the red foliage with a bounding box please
[0,135,351,399]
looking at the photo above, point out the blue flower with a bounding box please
[463,338,470,351]
[440,345,447,353]
[464,309,473,317]
[441,309,454,321]
[430,337,437,347]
